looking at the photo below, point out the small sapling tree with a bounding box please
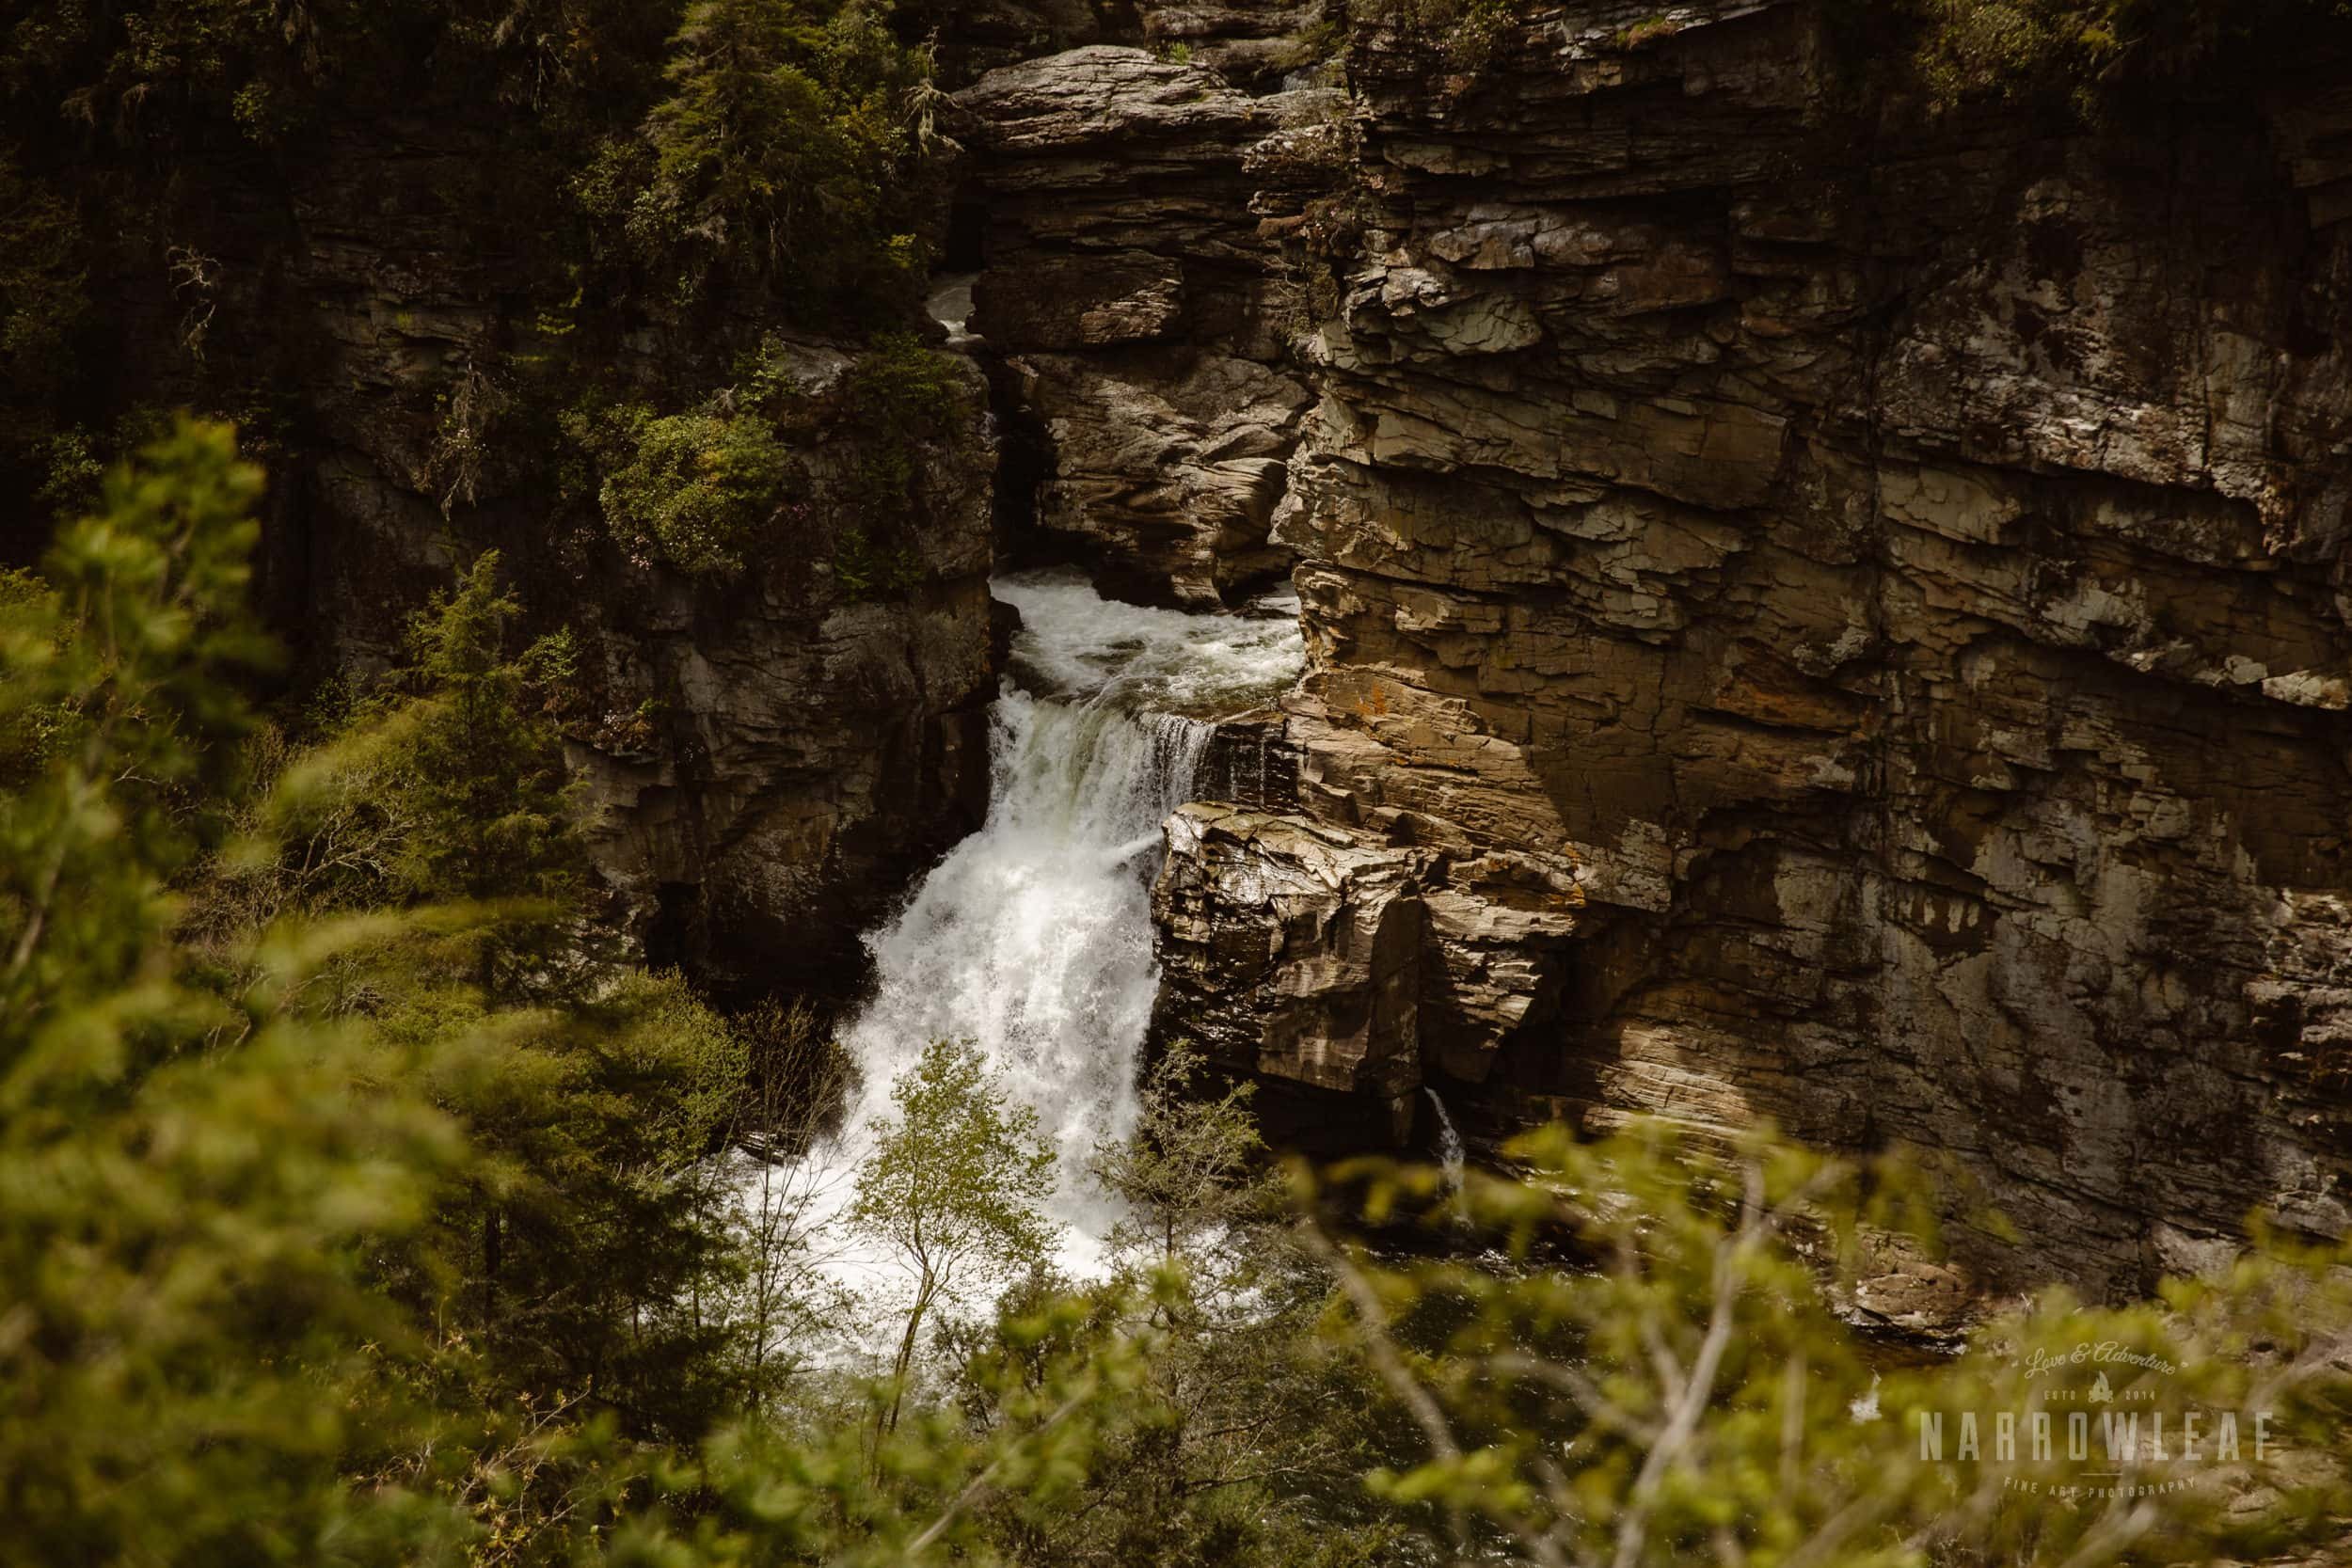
[850,1037,1058,1433]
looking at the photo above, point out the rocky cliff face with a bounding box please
[954,45,1342,605]
[1148,0,2352,1307]
[86,122,1000,1001]
[49,0,2352,1308]
[555,343,998,996]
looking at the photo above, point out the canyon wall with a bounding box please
[77,122,1000,1001]
[1134,0,2352,1308]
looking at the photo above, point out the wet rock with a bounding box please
[1195,706,1300,812]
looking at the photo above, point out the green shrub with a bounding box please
[1827,0,2352,116]
[1841,0,2141,108]
[1357,0,1517,74]
[838,329,963,508]
[831,522,923,600]
[818,332,967,599]
[34,427,104,514]
[576,404,801,575]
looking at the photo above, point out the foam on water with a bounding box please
[799,567,1303,1292]
[991,569,1306,717]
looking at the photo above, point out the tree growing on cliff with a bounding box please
[575,404,802,576]
[1824,0,2352,117]
[850,1037,1058,1433]
[581,0,941,322]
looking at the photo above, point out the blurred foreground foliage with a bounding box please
[2,420,2347,1566]
[1311,1123,2352,1568]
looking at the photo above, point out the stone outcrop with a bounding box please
[929,0,1331,91]
[1153,804,1428,1142]
[953,46,1343,604]
[1152,0,2352,1305]
[1130,0,1330,90]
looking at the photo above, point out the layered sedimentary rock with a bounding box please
[1129,0,1330,90]
[1155,803,1430,1141]
[1153,0,2352,1305]
[953,46,1343,604]
[929,0,1329,92]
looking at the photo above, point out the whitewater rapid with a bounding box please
[817,568,1303,1282]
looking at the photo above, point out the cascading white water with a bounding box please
[1426,1089,1466,1190]
[820,566,1304,1279]
[1425,1088,1469,1226]
[1426,1089,1466,1179]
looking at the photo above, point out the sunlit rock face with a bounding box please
[926,0,1326,91]
[1152,803,1432,1146]
[1152,0,2352,1307]
[953,46,1343,606]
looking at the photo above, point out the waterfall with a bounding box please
[1426,1088,1466,1195]
[835,692,1211,1251]
[818,568,1304,1279]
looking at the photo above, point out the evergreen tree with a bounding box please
[587,0,938,319]
[219,547,758,1441]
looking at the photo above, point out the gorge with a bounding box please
[18,3,2352,1560]
[11,0,2352,1329]
[945,0,2352,1322]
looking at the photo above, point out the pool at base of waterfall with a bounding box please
[763,566,1303,1338]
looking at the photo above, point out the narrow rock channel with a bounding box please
[819,568,1303,1277]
